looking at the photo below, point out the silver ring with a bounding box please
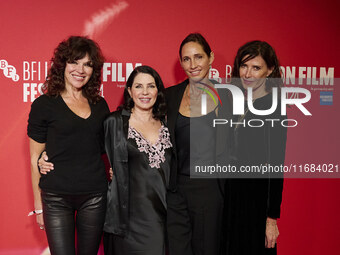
[40,226,44,230]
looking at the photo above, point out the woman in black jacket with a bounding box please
[223,40,287,255]
[102,65,172,255]
[166,33,231,255]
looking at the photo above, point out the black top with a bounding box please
[223,92,287,255]
[112,126,171,254]
[128,129,171,223]
[175,113,190,175]
[166,79,232,190]
[233,93,287,171]
[27,94,110,194]
[231,92,287,217]
[175,110,217,176]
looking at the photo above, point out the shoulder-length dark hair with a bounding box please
[121,65,167,120]
[232,40,283,91]
[42,36,104,103]
[179,33,212,60]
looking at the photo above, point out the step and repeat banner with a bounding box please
[0,0,339,254]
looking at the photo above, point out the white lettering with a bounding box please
[225,65,232,81]
[102,63,111,82]
[23,83,44,102]
[320,67,334,85]
[247,87,278,115]
[298,67,306,85]
[215,84,244,114]
[213,119,228,127]
[22,61,48,81]
[281,88,312,115]
[281,119,298,127]
[102,63,142,82]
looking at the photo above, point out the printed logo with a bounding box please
[320,91,333,105]
[197,81,223,115]
[195,79,313,128]
[0,59,19,81]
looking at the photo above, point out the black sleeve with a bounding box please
[27,95,49,143]
[104,115,115,167]
[266,111,287,219]
[99,98,111,154]
[101,98,111,116]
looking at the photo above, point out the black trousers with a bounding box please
[41,191,107,255]
[166,175,224,255]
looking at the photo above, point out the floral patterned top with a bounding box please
[128,125,172,168]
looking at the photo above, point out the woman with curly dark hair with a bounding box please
[27,36,110,255]
[42,36,104,103]
[102,65,172,255]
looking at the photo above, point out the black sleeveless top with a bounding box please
[175,110,217,176]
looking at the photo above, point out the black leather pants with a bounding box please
[41,191,107,255]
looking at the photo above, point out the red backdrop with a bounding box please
[0,0,339,254]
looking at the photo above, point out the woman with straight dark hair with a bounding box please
[103,65,172,255]
[166,33,231,255]
[223,40,287,255]
[28,36,109,255]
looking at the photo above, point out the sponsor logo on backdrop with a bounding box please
[0,60,141,102]
[320,91,333,105]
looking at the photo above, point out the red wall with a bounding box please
[0,0,339,254]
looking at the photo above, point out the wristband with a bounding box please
[28,210,43,216]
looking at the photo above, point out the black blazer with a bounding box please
[165,80,188,191]
[165,79,233,193]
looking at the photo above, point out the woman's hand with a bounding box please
[38,151,54,174]
[109,168,113,180]
[29,138,46,231]
[36,212,45,230]
[265,217,279,248]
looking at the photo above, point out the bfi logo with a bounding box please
[0,59,19,82]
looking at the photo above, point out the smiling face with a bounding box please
[128,73,158,112]
[239,55,273,92]
[64,53,93,90]
[180,41,214,82]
